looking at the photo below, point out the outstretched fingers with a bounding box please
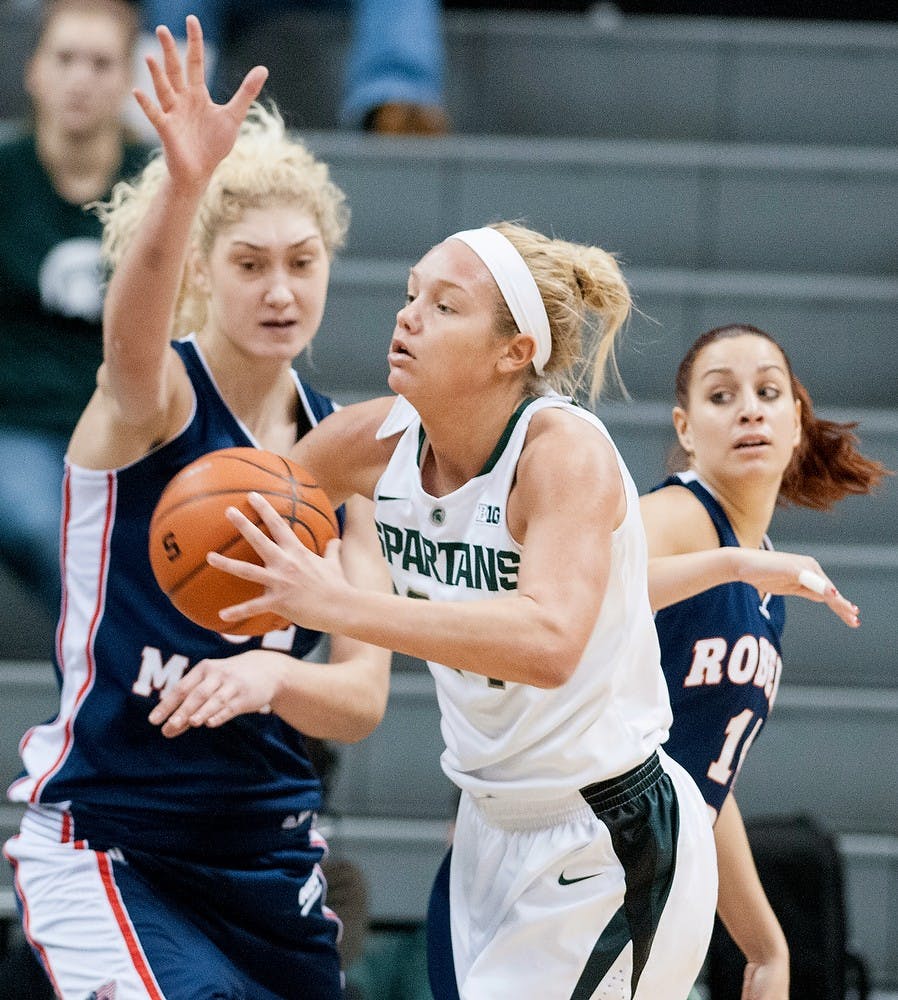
[825,588,860,628]
[247,491,301,547]
[225,64,269,121]
[210,504,282,570]
[133,24,186,131]
[132,85,163,132]
[797,568,859,627]
[156,22,186,94]
[206,492,332,627]
[145,51,176,109]
[183,14,206,90]
[205,492,310,581]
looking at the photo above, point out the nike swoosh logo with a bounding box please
[375,495,407,502]
[558,871,602,886]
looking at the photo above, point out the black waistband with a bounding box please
[579,752,664,815]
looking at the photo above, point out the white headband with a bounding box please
[450,227,552,375]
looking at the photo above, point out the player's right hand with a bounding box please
[134,15,268,189]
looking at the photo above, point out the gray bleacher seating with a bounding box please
[0,661,59,920]
[214,10,898,147]
[4,7,898,148]
[0,662,58,796]
[310,259,898,409]
[297,132,898,279]
[0,565,55,661]
[443,12,898,147]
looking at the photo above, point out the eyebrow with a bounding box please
[230,235,321,251]
[407,267,466,293]
[700,363,788,380]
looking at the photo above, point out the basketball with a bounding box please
[149,447,338,636]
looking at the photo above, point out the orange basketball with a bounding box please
[149,447,338,636]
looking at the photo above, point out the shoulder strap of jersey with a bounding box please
[652,472,739,548]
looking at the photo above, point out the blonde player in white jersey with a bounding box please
[183,222,719,998]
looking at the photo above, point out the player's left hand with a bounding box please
[735,549,860,628]
[208,491,350,632]
[148,650,280,737]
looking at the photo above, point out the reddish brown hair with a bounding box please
[670,323,891,510]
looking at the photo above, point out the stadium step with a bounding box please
[4,7,894,148]
[214,9,898,148]
[308,256,898,408]
[297,130,898,277]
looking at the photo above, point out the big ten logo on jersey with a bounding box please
[685,634,782,705]
[475,503,502,525]
[131,626,298,699]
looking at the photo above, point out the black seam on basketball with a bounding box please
[167,512,268,595]
[214,453,338,533]
[280,514,322,554]
[287,499,338,542]
[154,491,336,548]
[217,453,319,492]
[153,486,308,520]
[167,512,318,594]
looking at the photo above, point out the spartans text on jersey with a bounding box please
[375,521,520,592]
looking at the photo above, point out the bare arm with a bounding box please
[148,494,392,741]
[71,17,268,466]
[640,488,859,627]
[714,794,790,1000]
[211,410,623,688]
[299,493,393,739]
[290,396,401,506]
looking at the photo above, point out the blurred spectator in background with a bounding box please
[0,0,149,616]
[134,0,449,136]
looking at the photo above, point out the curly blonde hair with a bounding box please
[94,103,350,338]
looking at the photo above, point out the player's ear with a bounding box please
[792,395,802,450]
[672,406,694,455]
[497,333,537,376]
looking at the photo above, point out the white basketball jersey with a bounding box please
[374,394,672,800]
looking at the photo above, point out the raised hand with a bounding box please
[134,15,268,189]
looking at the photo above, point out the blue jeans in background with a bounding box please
[0,426,66,617]
[139,0,445,126]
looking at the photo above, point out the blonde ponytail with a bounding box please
[491,222,631,401]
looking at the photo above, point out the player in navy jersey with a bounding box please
[201,221,719,998]
[3,18,391,999]
[640,323,888,1000]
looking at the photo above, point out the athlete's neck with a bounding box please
[419,390,529,497]
[35,122,126,205]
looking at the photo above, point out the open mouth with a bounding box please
[390,339,414,359]
[734,437,769,449]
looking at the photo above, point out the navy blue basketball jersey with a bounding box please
[651,472,785,816]
[9,336,342,852]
